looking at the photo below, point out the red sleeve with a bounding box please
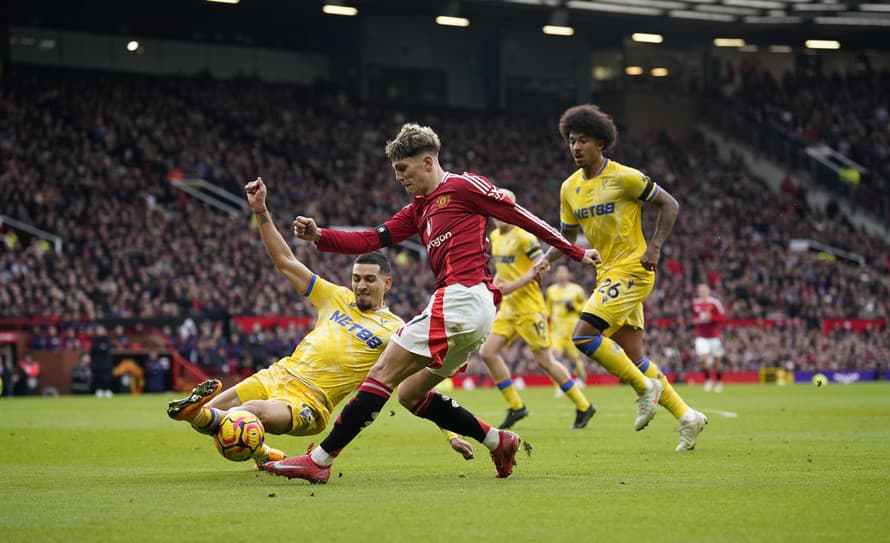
[459,174,586,262]
[316,204,418,254]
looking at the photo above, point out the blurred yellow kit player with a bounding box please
[545,265,588,381]
[479,189,595,430]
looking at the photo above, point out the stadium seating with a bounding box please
[1,66,887,377]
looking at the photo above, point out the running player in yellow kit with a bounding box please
[167,178,474,466]
[478,189,595,430]
[544,105,707,451]
[545,265,588,383]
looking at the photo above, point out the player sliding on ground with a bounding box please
[264,123,600,483]
[167,178,474,468]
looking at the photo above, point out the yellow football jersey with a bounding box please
[559,158,659,275]
[546,281,587,325]
[490,226,546,315]
[279,274,404,411]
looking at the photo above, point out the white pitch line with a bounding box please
[702,409,739,418]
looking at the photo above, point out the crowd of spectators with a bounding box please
[724,66,890,220]
[1,66,887,378]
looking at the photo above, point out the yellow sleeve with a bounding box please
[442,428,460,443]
[620,168,659,203]
[304,275,349,314]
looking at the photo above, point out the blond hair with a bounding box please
[384,123,441,160]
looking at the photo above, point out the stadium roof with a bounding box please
[11,0,890,50]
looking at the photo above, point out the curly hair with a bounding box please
[384,123,441,161]
[558,105,617,151]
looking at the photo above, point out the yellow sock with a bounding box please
[578,335,649,392]
[190,407,222,435]
[635,357,690,420]
[497,379,525,411]
[559,380,591,411]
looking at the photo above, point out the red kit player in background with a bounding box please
[264,123,600,483]
[692,283,726,392]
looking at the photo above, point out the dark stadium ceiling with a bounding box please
[10,0,890,50]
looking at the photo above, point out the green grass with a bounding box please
[2,383,888,543]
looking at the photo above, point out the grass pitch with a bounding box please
[2,383,888,543]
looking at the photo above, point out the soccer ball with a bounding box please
[213,410,265,462]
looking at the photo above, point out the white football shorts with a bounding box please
[695,336,724,361]
[391,282,496,377]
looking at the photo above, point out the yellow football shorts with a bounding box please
[234,362,330,436]
[490,310,551,351]
[580,267,655,337]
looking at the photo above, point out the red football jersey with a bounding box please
[692,296,726,338]
[316,172,585,302]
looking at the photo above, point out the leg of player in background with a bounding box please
[610,326,708,451]
[529,348,595,429]
[713,352,724,393]
[571,315,661,431]
[703,354,714,392]
[568,353,587,388]
[697,337,714,391]
[479,333,528,429]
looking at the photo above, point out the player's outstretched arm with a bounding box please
[542,226,576,264]
[640,185,679,271]
[245,177,314,294]
[293,208,418,255]
[495,259,551,296]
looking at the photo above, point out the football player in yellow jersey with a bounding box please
[544,105,707,451]
[478,189,596,430]
[167,178,474,467]
[545,265,588,383]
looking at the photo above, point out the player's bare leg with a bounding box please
[713,356,724,393]
[530,348,595,429]
[479,333,528,429]
[702,354,714,392]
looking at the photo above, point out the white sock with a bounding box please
[482,427,501,451]
[310,446,335,466]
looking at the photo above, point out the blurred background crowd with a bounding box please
[1,65,888,391]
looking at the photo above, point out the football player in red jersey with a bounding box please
[265,123,599,483]
[693,283,727,392]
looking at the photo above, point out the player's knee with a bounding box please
[575,312,609,335]
[478,343,498,362]
[238,400,269,424]
[396,386,424,410]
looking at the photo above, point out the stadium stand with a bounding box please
[1,66,887,385]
